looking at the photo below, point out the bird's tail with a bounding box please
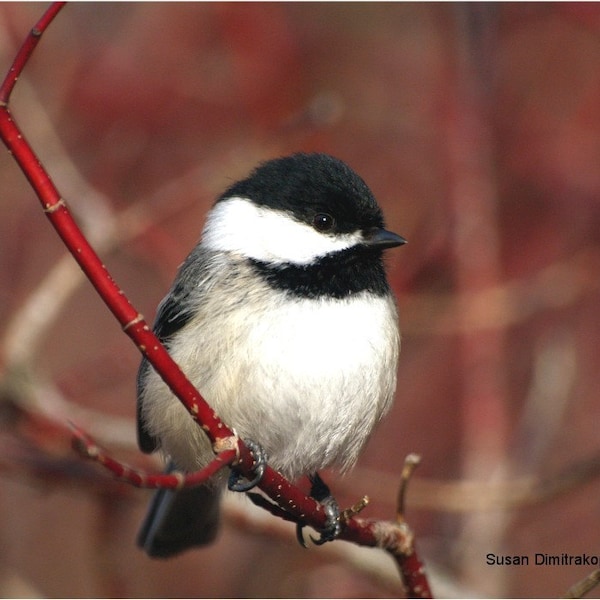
[137,465,221,558]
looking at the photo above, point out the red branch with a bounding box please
[0,2,66,104]
[0,4,432,598]
[0,1,237,462]
[71,424,238,489]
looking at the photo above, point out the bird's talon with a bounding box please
[227,439,267,492]
[311,498,342,545]
[296,473,342,547]
[296,523,309,548]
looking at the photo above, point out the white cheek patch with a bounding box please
[202,196,363,265]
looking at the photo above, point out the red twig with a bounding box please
[71,424,238,489]
[0,2,66,104]
[0,1,236,461]
[0,4,432,597]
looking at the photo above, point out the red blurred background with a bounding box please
[1,3,600,597]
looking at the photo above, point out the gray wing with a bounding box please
[136,246,228,554]
[136,246,211,453]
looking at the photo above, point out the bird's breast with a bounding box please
[142,287,400,480]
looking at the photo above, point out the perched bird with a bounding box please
[136,153,405,557]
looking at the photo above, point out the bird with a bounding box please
[136,152,405,558]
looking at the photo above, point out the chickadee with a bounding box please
[136,153,405,558]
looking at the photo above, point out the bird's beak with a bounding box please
[363,228,407,249]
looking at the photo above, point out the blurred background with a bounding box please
[1,2,600,598]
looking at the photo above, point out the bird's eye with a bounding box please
[313,213,334,232]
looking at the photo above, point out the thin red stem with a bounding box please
[0,8,229,447]
[0,2,66,104]
[0,107,232,446]
[72,425,238,488]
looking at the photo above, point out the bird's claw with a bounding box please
[310,495,341,545]
[296,472,342,547]
[228,439,267,492]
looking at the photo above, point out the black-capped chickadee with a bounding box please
[136,153,405,558]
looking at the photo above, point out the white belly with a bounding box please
[140,290,399,481]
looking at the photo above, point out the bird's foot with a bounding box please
[296,472,341,547]
[227,439,267,492]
